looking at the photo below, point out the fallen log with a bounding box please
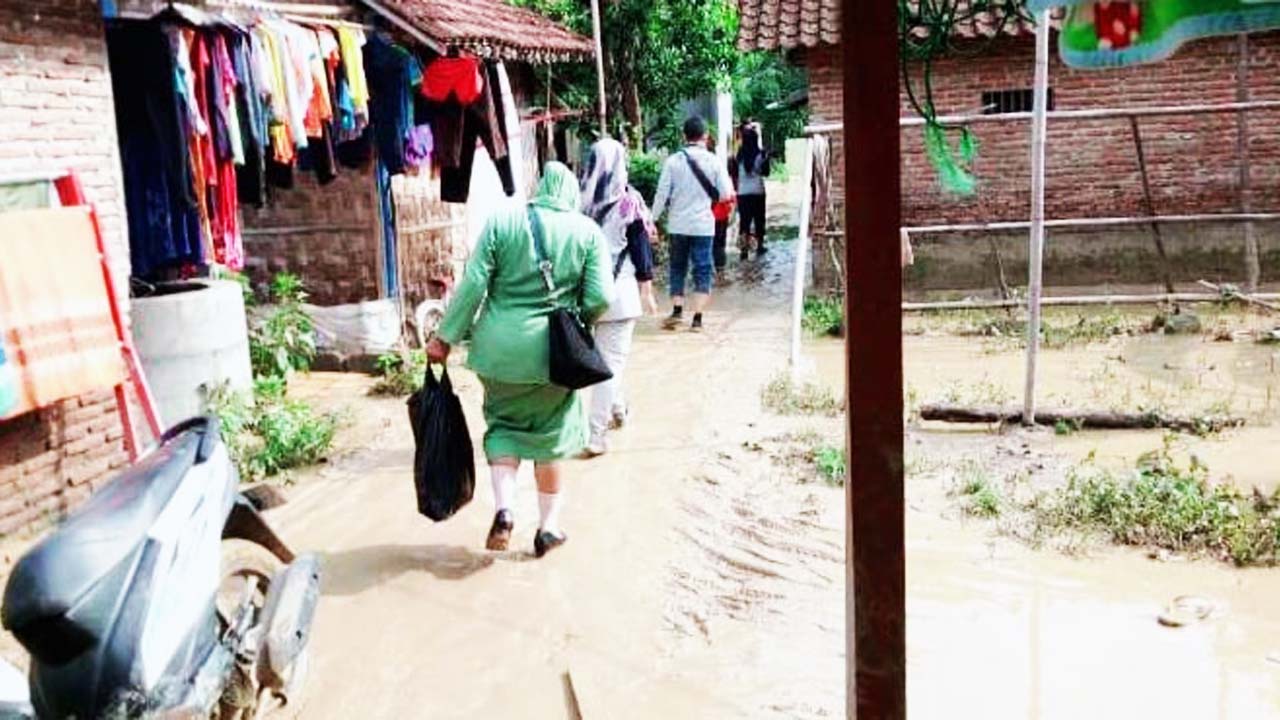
[919,404,1245,433]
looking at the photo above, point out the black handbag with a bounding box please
[528,208,614,390]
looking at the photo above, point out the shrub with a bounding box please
[371,350,428,397]
[250,273,317,381]
[205,379,338,484]
[629,151,663,207]
[802,296,843,337]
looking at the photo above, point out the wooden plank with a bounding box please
[842,0,905,716]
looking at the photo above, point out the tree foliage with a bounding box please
[512,0,742,146]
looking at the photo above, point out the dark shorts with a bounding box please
[668,234,714,295]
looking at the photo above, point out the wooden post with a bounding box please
[1128,117,1176,294]
[842,0,905,716]
[589,0,608,137]
[789,138,815,379]
[1237,33,1260,291]
[1023,10,1051,426]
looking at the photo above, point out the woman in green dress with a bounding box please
[426,162,614,557]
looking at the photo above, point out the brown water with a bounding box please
[812,324,1280,493]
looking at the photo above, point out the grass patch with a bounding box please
[812,445,846,486]
[762,374,843,417]
[205,378,339,484]
[371,350,428,397]
[951,460,1003,518]
[1031,442,1280,566]
[802,295,844,337]
[913,308,1151,349]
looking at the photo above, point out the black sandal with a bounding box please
[486,510,514,551]
[534,530,567,558]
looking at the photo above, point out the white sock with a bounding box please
[491,465,516,513]
[538,492,564,535]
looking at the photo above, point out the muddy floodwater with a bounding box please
[2,241,1278,718]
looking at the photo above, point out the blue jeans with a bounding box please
[668,234,714,297]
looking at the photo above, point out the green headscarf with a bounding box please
[530,161,580,212]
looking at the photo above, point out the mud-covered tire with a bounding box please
[214,540,284,720]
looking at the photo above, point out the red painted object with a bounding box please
[53,170,163,461]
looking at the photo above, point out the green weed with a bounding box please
[952,460,1003,518]
[813,445,847,486]
[205,379,338,484]
[802,296,844,337]
[371,350,428,397]
[762,374,843,417]
[1032,439,1280,566]
[249,273,317,381]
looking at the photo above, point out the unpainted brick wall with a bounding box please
[802,32,1280,289]
[0,1,131,535]
[241,166,384,306]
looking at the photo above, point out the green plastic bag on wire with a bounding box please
[0,335,16,418]
[923,122,980,196]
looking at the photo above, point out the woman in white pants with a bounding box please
[580,138,658,457]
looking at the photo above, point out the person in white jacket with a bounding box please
[579,138,659,456]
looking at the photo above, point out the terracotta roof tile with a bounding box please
[379,0,595,63]
[738,0,1039,51]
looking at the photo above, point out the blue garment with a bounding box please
[364,34,421,176]
[108,23,204,278]
[377,156,398,297]
[668,234,714,296]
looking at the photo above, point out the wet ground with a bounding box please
[2,232,1279,717]
[271,238,1280,718]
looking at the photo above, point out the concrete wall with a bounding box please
[0,0,130,536]
[800,31,1280,292]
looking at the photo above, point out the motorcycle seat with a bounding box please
[1,418,218,664]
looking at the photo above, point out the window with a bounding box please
[981,88,1054,115]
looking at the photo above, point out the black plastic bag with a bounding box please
[407,365,475,521]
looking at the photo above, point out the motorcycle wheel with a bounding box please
[213,540,291,720]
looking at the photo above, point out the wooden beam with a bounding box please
[842,0,905,716]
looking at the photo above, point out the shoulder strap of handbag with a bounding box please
[680,149,720,204]
[529,207,590,307]
[528,207,556,293]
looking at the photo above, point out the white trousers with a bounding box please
[589,319,637,444]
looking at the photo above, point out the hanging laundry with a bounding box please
[337,26,370,127]
[230,29,268,208]
[422,56,484,105]
[433,60,516,203]
[109,22,203,279]
[365,34,422,176]
[405,124,434,171]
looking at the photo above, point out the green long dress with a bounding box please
[436,162,614,461]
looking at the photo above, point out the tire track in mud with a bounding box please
[663,446,846,717]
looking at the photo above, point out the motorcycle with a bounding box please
[0,417,320,719]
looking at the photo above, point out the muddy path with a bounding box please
[278,236,1280,718]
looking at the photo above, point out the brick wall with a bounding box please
[802,31,1280,290]
[0,0,130,536]
[241,166,384,306]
